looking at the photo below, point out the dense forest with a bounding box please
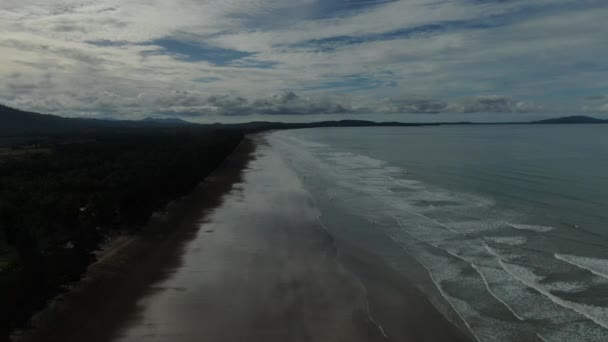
[0,129,243,340]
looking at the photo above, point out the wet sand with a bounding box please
[16,136,470,342]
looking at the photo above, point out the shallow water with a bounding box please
[269,124,608,341]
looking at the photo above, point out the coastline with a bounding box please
[14,133,472,342]
[13,137,256,342]
[334,238,472,341]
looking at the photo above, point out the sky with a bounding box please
[1,0,608,123]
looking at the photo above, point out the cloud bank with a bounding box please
[22,89,536,117]
[583,95,608,112]
[1,0,607,120]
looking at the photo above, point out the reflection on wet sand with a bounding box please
[111,138,388,342]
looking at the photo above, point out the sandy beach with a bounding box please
[15,136,470,342]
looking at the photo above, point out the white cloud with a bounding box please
[582,95,608,112]
[0,0,607,118]
[446,96,541,113]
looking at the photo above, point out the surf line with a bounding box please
[485,244,608,330]
[554,253,608,280]
[470,263,525,321]
[393,220,525,323]
[388,234,482,342]
[316,217,389,340]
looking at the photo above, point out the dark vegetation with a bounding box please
[0,127,243,340]
[0,104,193,136]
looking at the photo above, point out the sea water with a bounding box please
[268,124,608,341]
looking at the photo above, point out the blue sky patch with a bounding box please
[228,59,280,69]
[302,73,395,92]
[194,77,221,83]
[147,38,253,65]
[229,0,398,30]
[87,40,130,47]
[283,1,607,52]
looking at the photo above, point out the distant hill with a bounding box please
[2,104,608,136]
[0,104,90,135]
[0,104,195,135]
[219,120,432,132]
[0,104,433,136]
[532,115,608,124]
[142,117,193,125]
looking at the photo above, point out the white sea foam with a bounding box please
[506,223,555,233]
[391,203,462,233]
[484,236,527,246]
[446,221,501,234]
[471,264,525,321]
[487,245,608,330]
[473,264,548,321]
[555,254,608,280]
[543,281,589,293]
[269,131,608,341]
[388,234,481,342]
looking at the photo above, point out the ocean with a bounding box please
[268,124,608,342]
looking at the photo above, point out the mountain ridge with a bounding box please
[0,104,197,135]
[2,104,607,136]
[531,115,608,124]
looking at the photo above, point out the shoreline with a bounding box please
[14,133,472,342]
[335,238,472,341]
[0,130,245,342]
[13,137,256,342]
